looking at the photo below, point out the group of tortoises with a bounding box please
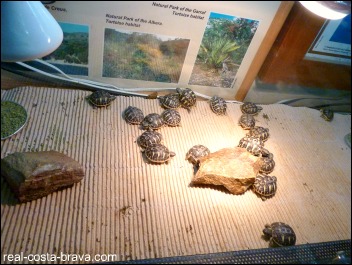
[238,102,296,247]
[237,102,277,201]
[123,106,177,164]
[160,88,197,111]
[85,89,296,247]
[121,88,201,164]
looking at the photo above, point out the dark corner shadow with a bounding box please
[1,178,20,205]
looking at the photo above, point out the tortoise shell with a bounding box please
[176,88,196,110]
[161,109,181,127]
[143,143,176,163]
[160,93,181,109]
[263,222,296,247]
[259,153,275,174]
[248,126,270,142]
[124,106,144,125]
[239,114,256,129]
[240,102,263,115]
[141,113,164,130]
[185,145,211,165]
[320,108,334,121]
[138,129,163,148]
[253,173,277,200]
[209,96,227,115]
[86,90,116,108]
[238,136,263,156]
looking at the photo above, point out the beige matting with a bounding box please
[1,87,351,263]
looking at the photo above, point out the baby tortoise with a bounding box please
[176,88,197,111]
[124,106,144,125]
[209,96,227,115]
[263,222,296,247]
[238,136,264,156]
[142,143,176,164]
[253,173,277,200]
[161,109,181,127]
[141,113,164,130]
[240,102,263,115]
[86,90,116,108]
[185,145,211,165]
[239,114,256,129]
[320,108,334,121]
[160,93,181,109]
[247,126,270,142]
[259,152,275,174]
[138,129,163,148]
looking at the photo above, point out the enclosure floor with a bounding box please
[1,87,351,263]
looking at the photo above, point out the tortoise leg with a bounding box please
[269,238,275,247]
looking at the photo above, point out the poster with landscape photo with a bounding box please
[43,22,89,76]
[103,28,190,83]
[44,1,285,99]
[189,12,259,88]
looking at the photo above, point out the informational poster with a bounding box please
[305,14,351,66]
[43,1,282,99]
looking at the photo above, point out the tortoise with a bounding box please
[239,114,256,129]
[160,93,181,109]
[320,108,334,121]
[240,102,263,115]
[161,109,181,127]
[86,90,116,108]
[209,96,227,115]
[263,222,296,247]
[142,143,176,164]
[259,152,275,174]
[185,145,211,165]
[124,106,144,125]
[253,173,277,200]
[138,129,163,148]
[248,126,270,142]
[238,136,264,156]
[176,88,197,111]
[141,113,164,130]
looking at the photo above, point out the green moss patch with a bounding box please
[1,101,27,139]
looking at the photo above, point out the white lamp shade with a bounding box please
[299,1,351,20]
[1,1,63,62]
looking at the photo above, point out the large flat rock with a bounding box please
[191,147,261,194]
[1,151,85,203]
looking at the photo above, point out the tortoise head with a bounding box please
[263,224,273,237]
[141,121,149,129]
[176,88,182,95]
[109,94,117,100]
[261,148,271,157]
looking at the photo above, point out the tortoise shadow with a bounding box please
[188,182,236,195]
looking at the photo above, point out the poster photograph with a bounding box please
[189,12,259,88]
[44,1,285,99]
[43,22,90,76]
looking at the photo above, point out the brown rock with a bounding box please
[1,151,85,203]
[191,147,261,194]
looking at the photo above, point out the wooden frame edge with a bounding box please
[234,1,294,101]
